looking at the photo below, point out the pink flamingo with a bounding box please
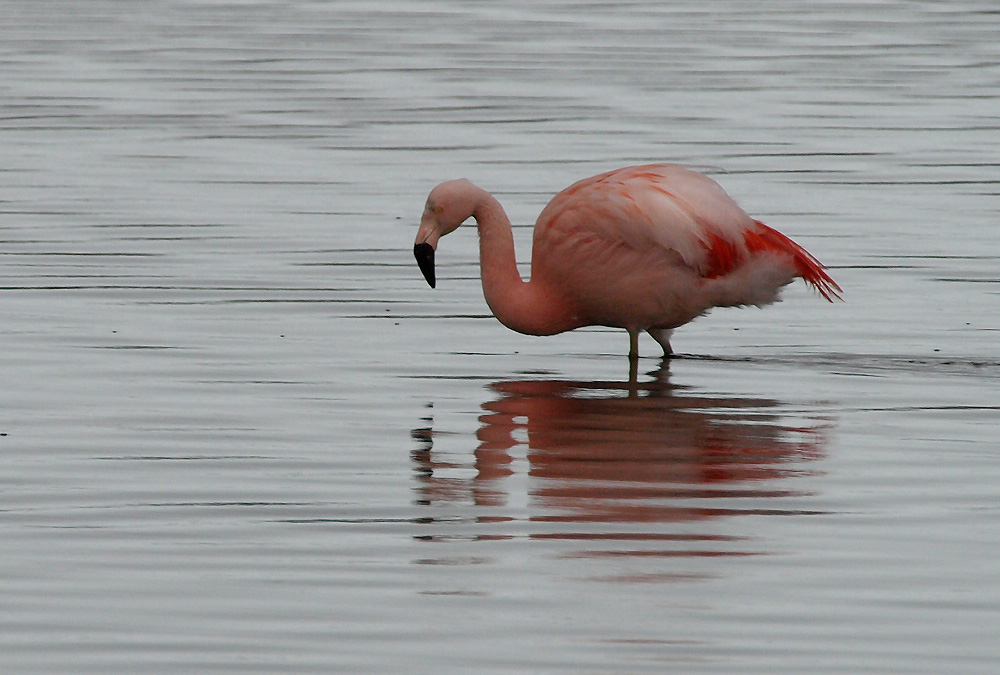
[414,164,841,359]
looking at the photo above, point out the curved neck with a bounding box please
[471,191,580,336]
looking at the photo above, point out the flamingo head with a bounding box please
[413,179,479,288]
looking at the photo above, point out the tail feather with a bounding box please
[747,221,842,302]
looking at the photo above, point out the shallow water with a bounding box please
[2,1,999,672]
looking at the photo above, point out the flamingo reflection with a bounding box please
[412,366,830,559]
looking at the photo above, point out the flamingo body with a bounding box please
[414,164,840,359]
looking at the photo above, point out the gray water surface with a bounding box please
[2,2,999,673]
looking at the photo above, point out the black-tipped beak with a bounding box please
[414,242,436,288]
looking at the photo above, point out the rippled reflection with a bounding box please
[412,366,831,561]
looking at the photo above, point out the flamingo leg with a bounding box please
[647,328,674,358]
[628,328,639,362]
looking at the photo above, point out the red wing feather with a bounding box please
[746,221,842,301]
[700,221,842,302]
[701,231,743,279]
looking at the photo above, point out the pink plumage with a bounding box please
[414,164,841,359]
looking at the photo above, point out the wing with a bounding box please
[534,164,841,301]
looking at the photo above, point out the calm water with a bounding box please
[3,1,999,672]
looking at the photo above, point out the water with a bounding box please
[3,1,999,672]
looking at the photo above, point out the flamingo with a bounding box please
[413,164,841,360]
